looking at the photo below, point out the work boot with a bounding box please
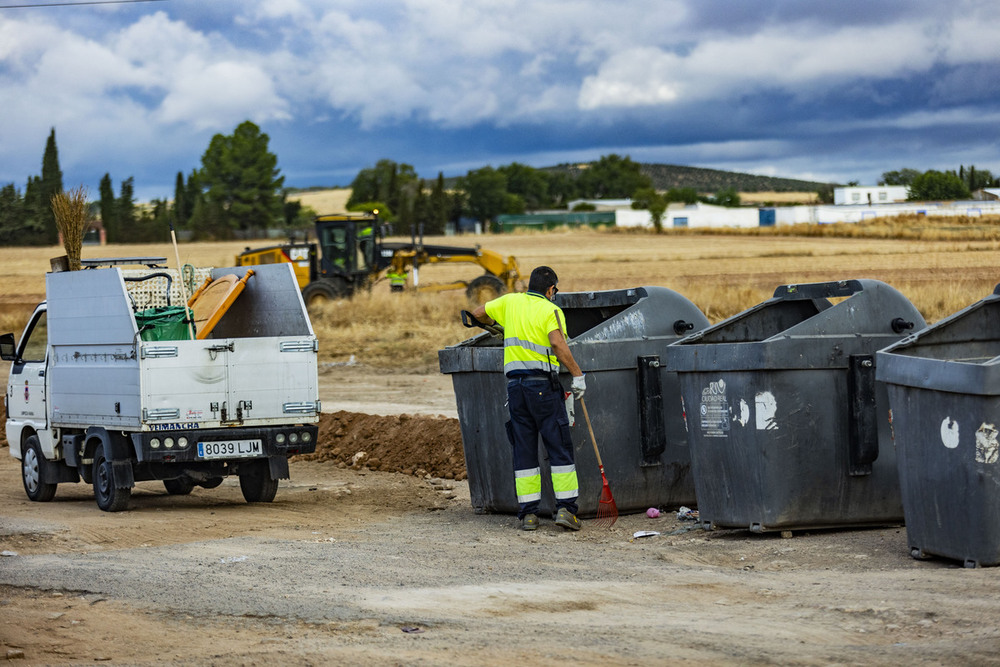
[520,514,538,531]
[554,508,581,531]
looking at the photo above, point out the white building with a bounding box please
[834,186,909,206]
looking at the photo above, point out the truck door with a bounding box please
[7,307,49,454]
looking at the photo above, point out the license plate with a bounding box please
[197,439,262,460]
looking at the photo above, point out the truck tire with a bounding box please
[239,460,278,503]
[93,443,131,512]
[21,435,57,502]
[163,476,195,495]
[302,279,347,309]
[466,274,506,305]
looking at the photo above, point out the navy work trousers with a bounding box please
[506,375,578,519]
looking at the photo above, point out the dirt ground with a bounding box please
[2,366,1000,665]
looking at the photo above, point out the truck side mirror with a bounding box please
[0,333,16,361]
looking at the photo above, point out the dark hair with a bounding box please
[528,266,558,294]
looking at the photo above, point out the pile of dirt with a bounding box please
[298,410,467,480]
[0,411,468,481]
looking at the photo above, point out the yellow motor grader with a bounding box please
[236,214,521,307]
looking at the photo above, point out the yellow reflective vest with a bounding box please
[484,292,566,376]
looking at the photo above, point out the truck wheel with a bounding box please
[21,435,57,502]
[239,460,278,503]
[466,274,506,306]
[302,279,346,309]
[93,443,131,512]
[163,476,195,495]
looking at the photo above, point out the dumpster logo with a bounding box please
[700,380,730,438]
[940,417,959,449]
[975,423,999,464]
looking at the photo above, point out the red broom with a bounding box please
[579,397,618,528]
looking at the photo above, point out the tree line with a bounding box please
[345,154,744,235]
[2,120,997,246]
[881,166,998,201]
[0,121,304,246]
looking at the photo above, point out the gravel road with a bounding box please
[2,368,1000,665]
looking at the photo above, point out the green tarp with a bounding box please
[136,306,191,341]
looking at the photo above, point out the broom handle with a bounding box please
[579,397,604,468]
[169,222,195,341]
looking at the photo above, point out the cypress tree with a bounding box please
[429,172,449,235]
[99,173,117,242]
[40,128,64,245]
[118,177,136,241]
[173,171,187,226]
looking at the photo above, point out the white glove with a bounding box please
[571,374,586,400]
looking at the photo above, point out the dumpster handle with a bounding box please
[673,319,695,336]
[891,317,915,334]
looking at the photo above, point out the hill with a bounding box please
[543,162,837,193]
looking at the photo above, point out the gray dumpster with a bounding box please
[439,286,710,517]
[877,285,1000,567]
[665,279,925,532]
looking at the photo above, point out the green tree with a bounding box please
[879,168,921,186]
[499,163,549,210]
[577,154,651,198]
[0,183,42,245]
[117,177,137,241]
[173,171,188,227]
[958,164,996,191]
[426,172,449,235]
[712,187,741,207]
[546,171,578,208]
[40,128,63,245]
[632,187,667,233]
[908,170,971,201]
[816,184,835,204]
[665,187,699,204]
[99,173,117,241]
[346,159,419,223]
[198,120,284,235]
[458,166,508,225]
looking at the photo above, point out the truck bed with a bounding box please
[46,263,319,431]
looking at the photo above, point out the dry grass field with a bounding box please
[2,227,998,370]
[286,188,352,215]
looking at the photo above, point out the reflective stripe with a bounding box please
[515,467,542,503]
[505,337,552,356]
[504,359,551,373]
[551,463,578,500]
[485,292,567,376]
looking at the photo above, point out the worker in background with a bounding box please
[388,268,407,292]
[471,266,586,531]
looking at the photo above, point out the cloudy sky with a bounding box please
[1,0,998,201]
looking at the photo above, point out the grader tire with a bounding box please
[466,275,506,306]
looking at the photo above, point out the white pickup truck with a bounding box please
[1,258,320,511]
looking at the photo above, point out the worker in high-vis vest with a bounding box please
[387,268,407,292]
[471,266,587,531]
